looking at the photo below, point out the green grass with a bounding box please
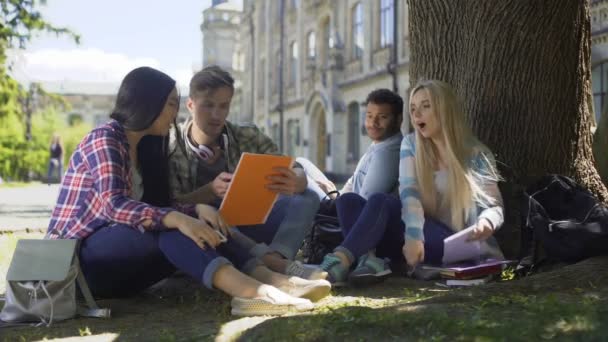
[0,181,40,188]
[1,232,607,341]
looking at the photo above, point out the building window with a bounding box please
[347,103,361,161]
[272,123,280,146]
[592,61,608,125]
[258,2,265,33]
[286,119,300,156]
[380,0,394,48]
[324,20,333,50]
[258,58,265,99]
[290,41,298,86]
[274,51,281,93]
[352,3,363,59]
[307,31,316,58]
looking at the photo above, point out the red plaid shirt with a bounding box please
[47,120,194,239]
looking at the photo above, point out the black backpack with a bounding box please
[519,175,608,269]
[300,214,343,264]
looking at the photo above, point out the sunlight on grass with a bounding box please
[541,316,596,339]
[32,332,120,341]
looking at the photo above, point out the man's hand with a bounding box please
[468,218,494,241]
[211,172,233,198]
[266,167,306,195]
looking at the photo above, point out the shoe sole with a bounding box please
[288,282,331,302]
[348,269,392,287]
[230,298,314,316]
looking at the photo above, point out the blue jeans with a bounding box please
[47,158,63,184]
[234,189,320,260]
[79,224,259,298]
[334,192,453,265]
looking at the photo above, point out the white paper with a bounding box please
[442,225,483,264]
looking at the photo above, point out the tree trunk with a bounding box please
[408,0,608,204]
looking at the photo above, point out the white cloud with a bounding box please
[8,48,160,84]
[7,48,196,93]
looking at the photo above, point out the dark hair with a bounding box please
[110,66,176,131]
[189,65,235,98]
[110,66,177,207]
[364,88,404,119]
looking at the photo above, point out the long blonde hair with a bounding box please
[409,80,500,230]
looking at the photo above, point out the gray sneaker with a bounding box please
[285,260,328,280]
[348,252,392,287]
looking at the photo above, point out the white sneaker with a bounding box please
[285,260,328,280]
[276,277,331,302]
[230,285,314,316]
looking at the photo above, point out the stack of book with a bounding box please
[423,259,513,286]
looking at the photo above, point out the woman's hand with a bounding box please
[468,218,494,241]
[196,204,231,238]
[402,239,425,267]
[316,179,337,197]
[174,213,221,250]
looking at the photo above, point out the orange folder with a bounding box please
[219,153,294,226]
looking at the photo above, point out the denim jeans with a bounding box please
[47,158,63,184]
[334,192,453,265]
[79,223,259,298]
[234,189,320,260]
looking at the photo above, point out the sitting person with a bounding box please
[46,67,329,316]
[297,88,403,201]
[169,65,324,280]
[320,80,504,286]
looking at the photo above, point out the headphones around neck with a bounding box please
[184,121,228,161]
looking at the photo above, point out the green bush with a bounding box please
[0,106,91,181]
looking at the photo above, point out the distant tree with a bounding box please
[408,0,607,204]
[0,0,79,118]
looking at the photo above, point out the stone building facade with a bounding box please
[203,1,605,173]
[232,0,409,174]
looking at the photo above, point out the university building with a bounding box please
[203,0,605,173]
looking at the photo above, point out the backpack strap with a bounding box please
[74,242,111,319]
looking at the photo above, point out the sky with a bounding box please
[8,0,242,93]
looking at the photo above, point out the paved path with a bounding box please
[0,183,60,232]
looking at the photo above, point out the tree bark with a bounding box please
[408,0,608,204]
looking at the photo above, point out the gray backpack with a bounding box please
[0,239,110,327]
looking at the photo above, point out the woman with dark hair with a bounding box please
[46,67,326,316]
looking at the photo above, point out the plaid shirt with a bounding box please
[47,120,193,239]
[169,119,278,197]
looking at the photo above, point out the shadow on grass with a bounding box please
[1,289,234,342]
[238,291,608,341]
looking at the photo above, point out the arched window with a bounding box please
[380,0,394,48]
[352,3,364,59]
[290,41,298,86]
[307,31,316,59]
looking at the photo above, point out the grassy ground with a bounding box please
[0,181,40,189]
[1,232,607,341]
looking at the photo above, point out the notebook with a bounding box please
[219,153,294,226]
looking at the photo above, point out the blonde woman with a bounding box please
[320,80,503,286]
[402,79,504,267]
